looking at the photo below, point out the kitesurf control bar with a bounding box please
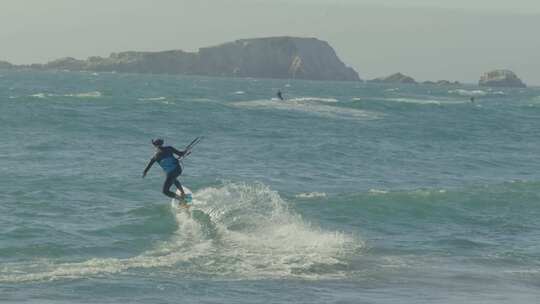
[178,136,202,161]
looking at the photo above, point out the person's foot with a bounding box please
[174,193,187,202]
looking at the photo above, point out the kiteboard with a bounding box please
[173,187,193,206]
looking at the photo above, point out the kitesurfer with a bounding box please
[277,90,284,101]
[142,138,186,201]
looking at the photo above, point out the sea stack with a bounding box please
[479,70,526,88]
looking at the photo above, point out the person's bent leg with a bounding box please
[163,174,182,200]
[172,167,185,198]
[174,179,185,196]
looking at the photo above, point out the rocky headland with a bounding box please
[11,37,360,82]
[1,42,531,87]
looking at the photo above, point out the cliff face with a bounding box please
[479,70,526,88]
[196,37,359,81]
[34,37,360,81]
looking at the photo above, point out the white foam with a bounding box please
[138,96,175,105]
[448,89,487,97]
[295,192,327,198]
[234,91,245,95]
[503,269,540,275]
[29,91,103,99]
[138,97,167,101]
[64,91,102,98]
[379,256,410,268]
[289,96,339,103]
[383,97,468,105]
[369,189,389,194]
[190,183,357,278]
[232,99,380,121]
[385,97,442,105]
[0,183,361,282]
[30,93,47,99]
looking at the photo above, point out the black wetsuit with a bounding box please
[152,146,184,199]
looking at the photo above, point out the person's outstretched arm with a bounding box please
[142,158,156,178]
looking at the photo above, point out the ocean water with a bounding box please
[1,70,540,303]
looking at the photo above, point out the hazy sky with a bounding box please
[1,0,539,84]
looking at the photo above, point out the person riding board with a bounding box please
[142,138,187,202]
[277,90,284,101]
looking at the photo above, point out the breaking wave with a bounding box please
[232,98,380,120]
[448,89,488,97]
[0,183,360,283]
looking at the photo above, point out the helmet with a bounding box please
[151,138,164,146]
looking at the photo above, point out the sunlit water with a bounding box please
[1,70,539,303]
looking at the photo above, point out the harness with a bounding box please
[158,156,179,174]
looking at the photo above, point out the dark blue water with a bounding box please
[1,70,539,303]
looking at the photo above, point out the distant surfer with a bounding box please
[142,138,187,202]
[277,90,284,101]
[470,97,475,103]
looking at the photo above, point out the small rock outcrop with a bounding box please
[479,70,526,88]
[29,37,360,81]
[369,72,416,84]
[422,80,461,86]
[45,57,86,70]
[0,60,13,69]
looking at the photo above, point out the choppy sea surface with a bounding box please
[1,70,540,303]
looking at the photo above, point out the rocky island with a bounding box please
[479,70,526,88]
[17,37,360,82]
[368,73,417,84]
